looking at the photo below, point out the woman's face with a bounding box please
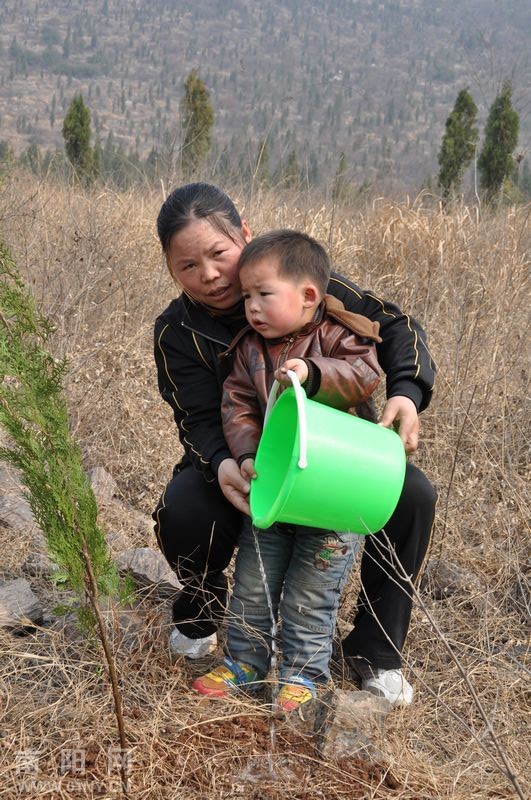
[166,217,251,309]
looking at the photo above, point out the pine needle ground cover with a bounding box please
[0,173,528,799]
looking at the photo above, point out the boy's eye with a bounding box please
[259,291,271,297]
[212,250,225,257]
[242,293,250,301]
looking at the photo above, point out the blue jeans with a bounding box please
[227,522,362,684]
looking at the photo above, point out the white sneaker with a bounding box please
[168,628,217,661]
[362,668,414,706]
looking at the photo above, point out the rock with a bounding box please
[105,529,131,554]
[22,551,57,577]
[0,494,40,537]
[87,466,118,506]
[115,547,182,599]
[421,559,482,600]
[108,608,144,651]
[49,606,144,652]
[0,578,43,629]
[315,689,391,763]
[130,509,155,540]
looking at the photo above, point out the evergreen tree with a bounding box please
[332,151,348,201]
[437,88,478,198]
[254,138,270,187]
[180,69,214,177]
[0,242,131,795]
[280,148,301,189]
[93,135,103,179]
[62,93,93,180]
[20,143,41,175]
[478,81,519,202]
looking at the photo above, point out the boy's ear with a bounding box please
[302,284,319,307]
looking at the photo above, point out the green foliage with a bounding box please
[332,152,348,202]
[437,88,478,198]
[0,243,125,607]
[478,81,519,202]
[19,143,42,176]
[62,93,93,181]
[0,140,15,173]
[519,160,531,201]
[254,138,270,187]
[180,69,214,177]
[277,148,301,189]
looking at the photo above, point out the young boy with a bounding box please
[192,230,382,711]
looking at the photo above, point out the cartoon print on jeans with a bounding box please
[314,534,348,571]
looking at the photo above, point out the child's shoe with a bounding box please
[276,675,316,713]
[192,656,258,697]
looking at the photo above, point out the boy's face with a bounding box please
[240,258,319,339]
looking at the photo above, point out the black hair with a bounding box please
[237,229,331,296]
[156,182,243,252]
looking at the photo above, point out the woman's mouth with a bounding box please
[207,285,230,299]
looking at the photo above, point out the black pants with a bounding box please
[153,462,436,669]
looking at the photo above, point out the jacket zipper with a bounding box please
[277,336,295,369]
[180,320,232,348]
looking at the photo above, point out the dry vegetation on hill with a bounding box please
[0,171,529,798]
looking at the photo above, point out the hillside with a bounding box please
[0,0,530,192]
[0,172,529,798]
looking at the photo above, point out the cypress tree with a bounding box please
[437,89,478,199]
[281,148,301,189]
[0,242,132,796]
[478,81,519,202]
[332,152,348,202]
[62,93,93,180]
[180,69,214,177]
[254,138,270,187]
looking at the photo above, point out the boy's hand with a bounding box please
[275,358,308,386]
[379,395,420,454]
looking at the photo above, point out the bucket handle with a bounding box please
[264,370,308,469]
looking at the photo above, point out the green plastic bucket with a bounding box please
[250,372,406,534]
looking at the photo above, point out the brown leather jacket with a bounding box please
[221,295,382,463]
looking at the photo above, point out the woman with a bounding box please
[153,183,436,706]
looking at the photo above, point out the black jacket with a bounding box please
[154,272,435,483]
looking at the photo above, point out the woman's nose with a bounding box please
[200,261,221,282]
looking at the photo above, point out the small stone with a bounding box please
[0,494,40,536]
[116,547,182,599]
[315,689,391,764]
[105,529,131,554]
[421,559,482,600]
[0,578,43,629]
[22,551,57,577]
[87,466,118,506]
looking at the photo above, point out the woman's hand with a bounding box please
[218,457,252,515]
[275,358,308,386]
[240,458,257,482]
[379,395,420,454]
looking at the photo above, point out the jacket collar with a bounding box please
[179,292,246,348]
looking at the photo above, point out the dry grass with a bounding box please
[0,172,529,799]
